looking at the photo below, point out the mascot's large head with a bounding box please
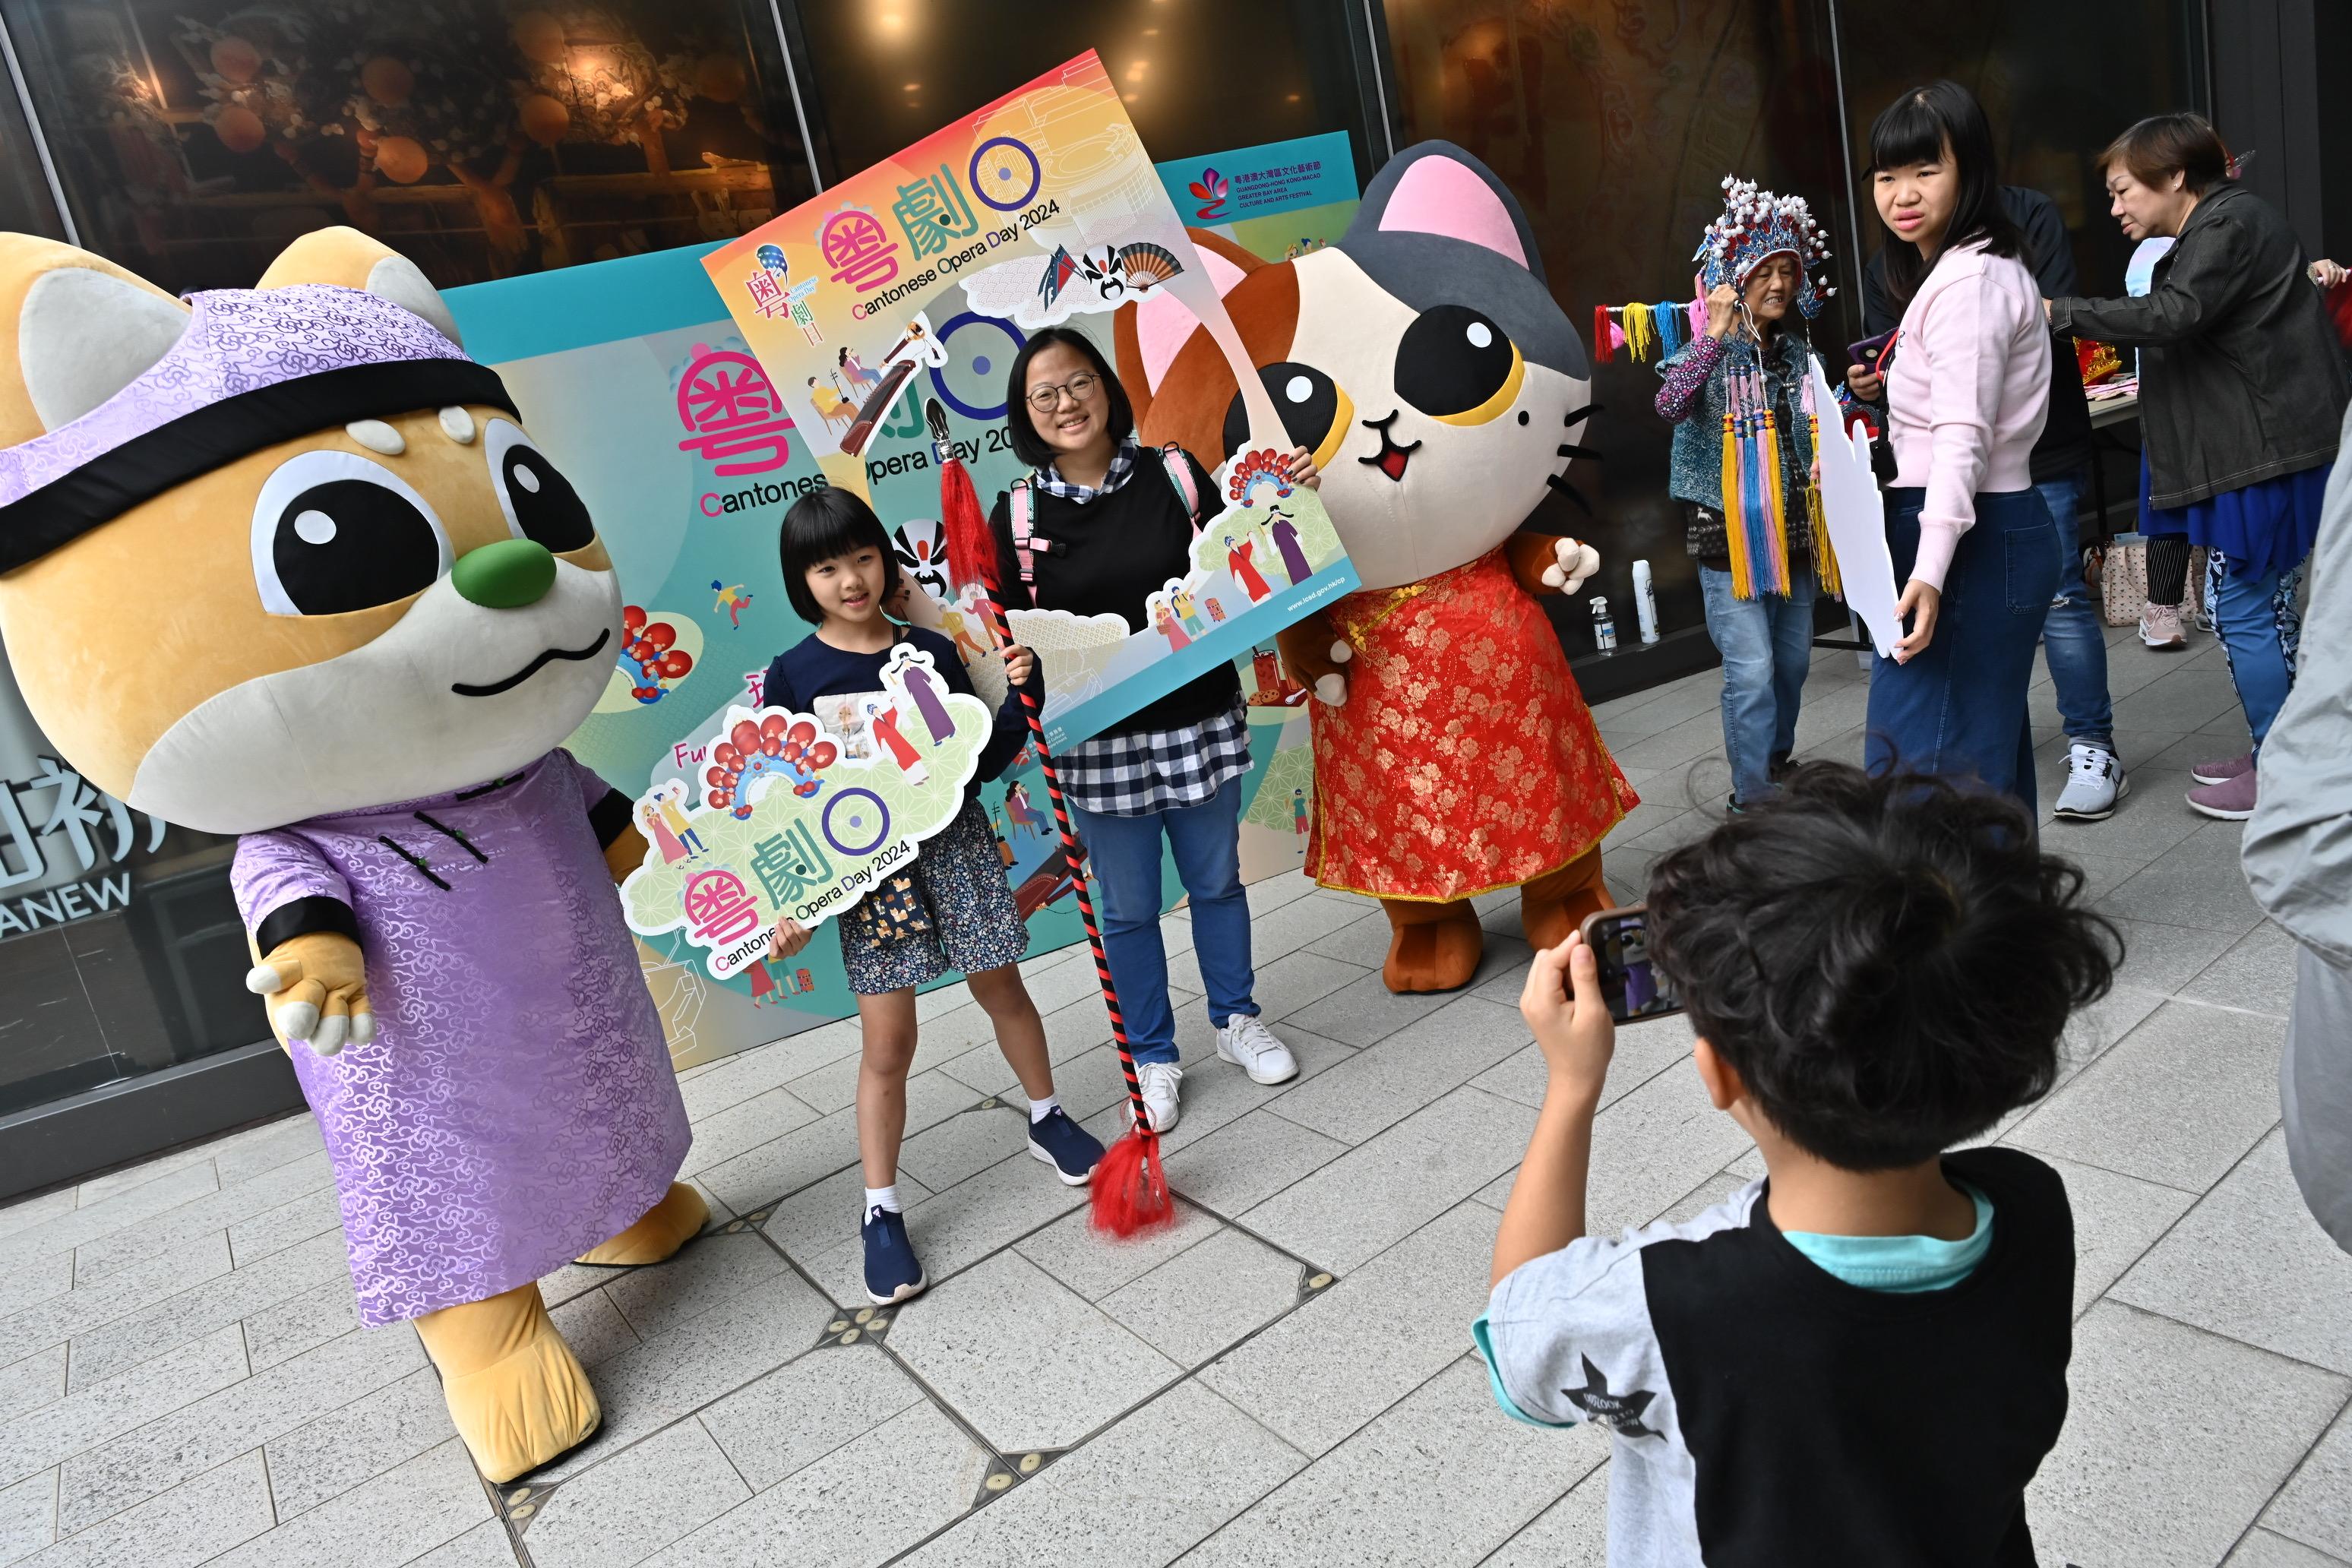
[0,229,620,835]
[1116,142,1589,593]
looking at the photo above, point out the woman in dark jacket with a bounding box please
[2049,113,2350,820]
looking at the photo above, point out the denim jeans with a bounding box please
[1697,564,1816,805]
[1066,775,1257,1066]
[1867,488,2062,815]
[2205,549,2306,753]
[2033,472,2116,754]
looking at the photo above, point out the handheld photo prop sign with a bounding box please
[704,49,1358,750]
[621,646,991,982]
[1805,356,1902,657]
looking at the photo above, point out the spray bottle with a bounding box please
[1631,559,1660,645]
[1589,595,1617,653]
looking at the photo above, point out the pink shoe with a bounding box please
[2191,751,2255,786]
[2186,770,2258,821]
[2139,603,2187,650]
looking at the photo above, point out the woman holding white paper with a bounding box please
[1858,81,2057,813]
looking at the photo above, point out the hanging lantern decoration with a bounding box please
[511,10,570,65]
[359,55,415,106]
[372,134,428,184]
[517,93,571,145]
[213,103,267,153]
[210,36,262,84]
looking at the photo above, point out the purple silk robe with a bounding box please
[232,751,690,1326]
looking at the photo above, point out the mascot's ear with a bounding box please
[255,226,463,346]
[1351,141,1545,287]
[1114,228,1263,426]
[0,236,190,444]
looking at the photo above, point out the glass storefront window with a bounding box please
[1,0,821,293]
[792,0,1374,184]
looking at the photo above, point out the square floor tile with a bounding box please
[26,1449,271,1568]
[0,1346,64,1425]
[644,1401,984,1568]
[1101,1225,1303,1367]
[1186,1358,1605,1567]
[2184,922,2302,1017]
[2029,1154,2196,1316]
[1014,1200,1221,1304]
[1202,1203,1494,1458]
[204,1439,488,1568]
[1484,1463,1611,1568]
[2264,1402,2352,1559]
[698,1342,927,1492]
[883,1250,1180,1452]
[604,1231,792,1342]
[1164,1108,1348,1218]
[2027,1303,2349,1568]
[893,1380,1302,1568]
[1580,1061,1758,1241]
[522,1416,748,1568]
[261,1367,448,1522]
[0,1322,249,1492]
[2101,819,2268,937]
[2113,1132,2352,1374]
[799,1151,1086,1308]
[0,1468,53,1566]
[2004,1000,2284,1192]
[2221,1529,2350,1567]
[1267,996,1531,1146]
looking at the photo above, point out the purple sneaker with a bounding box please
[2191,751,2255,787]
[2186,770,2259,821]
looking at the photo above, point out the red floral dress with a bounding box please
[1305,548,1636,903]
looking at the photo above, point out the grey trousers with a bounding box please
[2284,944,2352,1253]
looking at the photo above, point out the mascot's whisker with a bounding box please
[1558,443,1603,462]
[1545,471,1595,515]
[1564,403,1602,429]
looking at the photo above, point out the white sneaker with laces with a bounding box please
[1136,1061,1183,1132]
[2052,743,2127,821]
[1215,1014,1300,1086]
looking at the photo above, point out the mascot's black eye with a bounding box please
[1395,305,1521,422]
[251,450,450,617]
[1222,362,1346,457]
[485,418,595,553]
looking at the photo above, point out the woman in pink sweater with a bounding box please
[1858,81,2057,813]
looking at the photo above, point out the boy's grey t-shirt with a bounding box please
[1476,1146,2074,1567]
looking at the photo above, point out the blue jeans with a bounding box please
[2033,473,2116,754]
[1867,488,2061,815]
[1066,775,1257,1066]
[1697,564,1815,805]
[2205,549,2306,753]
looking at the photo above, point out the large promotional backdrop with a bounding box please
[446,109,1359,1070]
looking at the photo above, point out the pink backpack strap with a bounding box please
[1008,478,1038,589]
[1159,444,1201,536]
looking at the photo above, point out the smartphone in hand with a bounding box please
[1578,905,1683,1025]
[1848,330,1895,372]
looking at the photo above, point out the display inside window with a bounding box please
[4,0,818,292]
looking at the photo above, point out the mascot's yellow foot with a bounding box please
[574,1182,709,1267]
[1380,898,1484,994]
[1520,848,1615,954]
[413,1283,599,1484]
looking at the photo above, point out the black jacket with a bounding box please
[1866,187,2093,492]
[2050,182,2347,510]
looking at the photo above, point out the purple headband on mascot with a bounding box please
[0,283,514,574]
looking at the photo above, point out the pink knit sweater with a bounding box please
[1886,239,2052,591]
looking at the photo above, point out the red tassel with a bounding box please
[1592,305,1614,365]
[1089,1125,1174,1237]
[937,449,999,594]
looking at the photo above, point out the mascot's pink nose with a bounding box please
[452,539,557,608]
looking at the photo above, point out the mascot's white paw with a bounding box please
[1314,672,1348,706]
[1329,640,1352,665]
[1543,539,1601,595]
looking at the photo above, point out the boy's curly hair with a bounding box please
[1645,763,2122,1171]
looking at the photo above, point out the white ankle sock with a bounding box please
[864,1184,901,1215]
[1028,1095,1061,1124]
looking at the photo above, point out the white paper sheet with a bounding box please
[1807,355,1903,659]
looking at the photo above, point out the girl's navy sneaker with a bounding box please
[1028,1108,1107,1187]
[861,1206,926,1305]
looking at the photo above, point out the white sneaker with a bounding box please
[1215,1014,1300,1085]
[1136,1061,1183,1132]
[2052,744,2128,821]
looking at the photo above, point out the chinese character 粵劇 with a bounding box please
[675,347,795,477]
[684,868,763,946]
[820,207,902,293]
[742,270,792,321]
[890,164,981,261]
[750,820,833,908]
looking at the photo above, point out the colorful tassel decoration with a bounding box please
[1621,302,1657,362]
[1721,396,1752,599]
[1653,301,1684,361]
[1593,305,1614,365]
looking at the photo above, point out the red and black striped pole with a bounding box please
[931,407,1171,1235]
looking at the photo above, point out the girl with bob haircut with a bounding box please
[1856,80,2057,814]
[2047,112,2348,821]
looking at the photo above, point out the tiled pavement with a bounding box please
[3,616,2348,1568]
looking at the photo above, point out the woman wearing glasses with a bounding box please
[988,327,1319,1133]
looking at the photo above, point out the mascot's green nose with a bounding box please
[452,539,557,608]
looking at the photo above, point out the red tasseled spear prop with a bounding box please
[928,400,1173,1236]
